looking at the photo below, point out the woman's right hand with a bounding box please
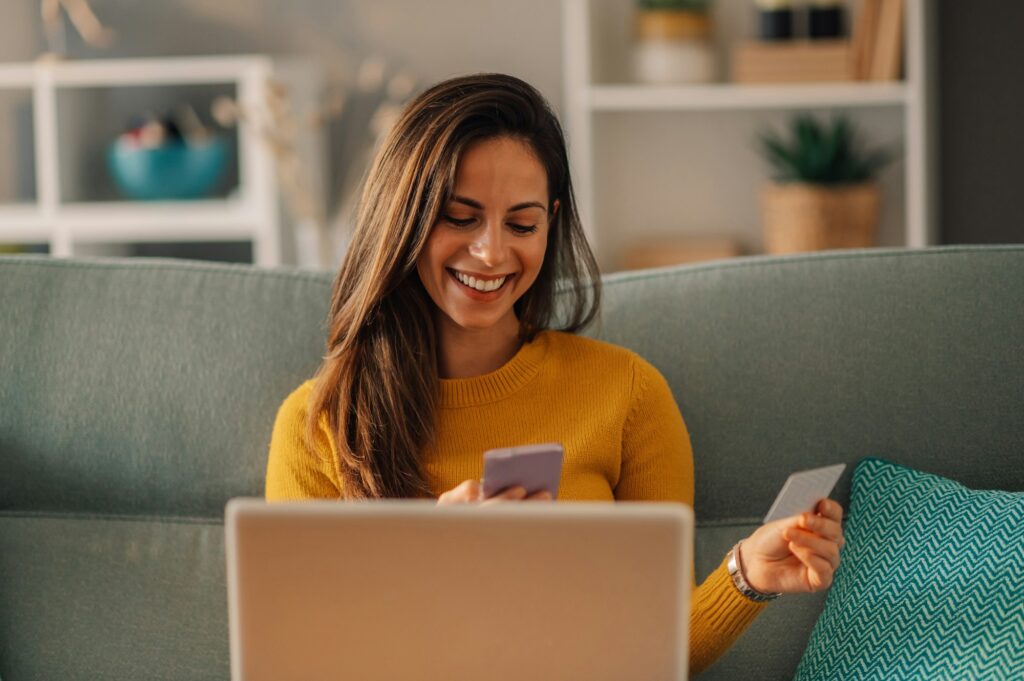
[436,479,552,505]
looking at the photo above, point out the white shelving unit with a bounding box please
[587,82,909,110]
[0,55,325,267]
[562,0,936,269]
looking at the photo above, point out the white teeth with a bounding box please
[454,270,507,292]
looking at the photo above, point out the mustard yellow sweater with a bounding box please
[266,330,766,675]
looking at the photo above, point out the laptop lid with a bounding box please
[226,499,693,681]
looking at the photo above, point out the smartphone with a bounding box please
[481,443,564,500]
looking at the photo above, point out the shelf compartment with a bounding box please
[0,64,33,89]
[0,243,50,255]
[0,205,48,243]
[589,82,909,111]
[0,88,36,204]
[590,108,907,262]
[60,199,256,242]
[0,54,322,267]
[72,240,253,263]
[55,83,241,204]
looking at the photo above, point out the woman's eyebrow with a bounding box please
[508,201,546,212]
[451,195,545,212]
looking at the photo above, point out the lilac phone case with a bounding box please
[481,443,564,499]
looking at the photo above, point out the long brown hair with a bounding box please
[306,73,601,499]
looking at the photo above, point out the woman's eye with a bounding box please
[444,215,475,228]
[509,224,538,235]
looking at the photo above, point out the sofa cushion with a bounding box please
[794,458,1024,680]
[0,513,229,681]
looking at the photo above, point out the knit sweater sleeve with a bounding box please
[265,381,342,501]
[615,357,768,677]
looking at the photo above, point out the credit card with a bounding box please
[763,463,846,523]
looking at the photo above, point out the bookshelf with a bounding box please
[0,55,325,266]
[561,0,936,270]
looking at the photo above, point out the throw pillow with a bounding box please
[794,457,1024,680]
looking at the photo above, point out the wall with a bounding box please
[7,0,564,104]
[937,0,1024,244]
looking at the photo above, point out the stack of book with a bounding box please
[731,0,905,84]
[850,0,905,81]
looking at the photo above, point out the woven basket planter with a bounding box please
[762,182,880,254]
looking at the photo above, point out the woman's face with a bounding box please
[417,136,556,334]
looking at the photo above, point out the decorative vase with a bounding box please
[761,182,880,253]
[632,9,716,84]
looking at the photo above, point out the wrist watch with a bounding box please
[727,541,782,602]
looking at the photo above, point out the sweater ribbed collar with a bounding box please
[438,330,550,408]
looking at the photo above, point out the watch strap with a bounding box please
[727,541,782,602]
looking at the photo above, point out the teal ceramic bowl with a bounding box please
[107,137,228,201]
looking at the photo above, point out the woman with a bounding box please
[266,73,844,675]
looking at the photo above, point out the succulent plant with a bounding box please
[758,114,896,185]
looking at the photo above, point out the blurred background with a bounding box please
[0,0,1020,272]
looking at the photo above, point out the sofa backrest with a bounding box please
[2,246,1022,680]
[593,245,1024,679]
[0,257,334,680]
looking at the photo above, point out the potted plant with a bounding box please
[633,0,716,84]
[758,114,894,253]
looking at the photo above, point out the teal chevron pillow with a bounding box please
[794,458,1024,681]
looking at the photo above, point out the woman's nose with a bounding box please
[468,222,506,267]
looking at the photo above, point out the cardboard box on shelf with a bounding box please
[731,40,855,84]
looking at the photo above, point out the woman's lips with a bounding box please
[446,268,515,301]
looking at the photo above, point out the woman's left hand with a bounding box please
[738,498,845,594]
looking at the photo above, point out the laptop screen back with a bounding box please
[226,500,692,681]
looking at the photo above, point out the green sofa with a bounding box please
[2,246,1022,680]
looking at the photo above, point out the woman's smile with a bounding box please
[446,267,516,300]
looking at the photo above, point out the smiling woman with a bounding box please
[264,73,845,676]
[285,73,600,502]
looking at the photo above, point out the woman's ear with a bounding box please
[551,199,560,219]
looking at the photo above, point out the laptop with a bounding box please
[225,499,693,681]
